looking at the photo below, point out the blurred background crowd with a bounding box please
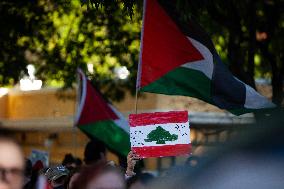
[1,109,284,189]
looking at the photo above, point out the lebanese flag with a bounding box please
[129,111,191,158]
[137,0,275,115]
[75,69,130,156]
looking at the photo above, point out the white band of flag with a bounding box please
[129,111,191,158]
[130,122,190,147]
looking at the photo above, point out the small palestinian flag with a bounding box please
[137,0,275,115]
[75,69,130,156]
[129,111,191,158]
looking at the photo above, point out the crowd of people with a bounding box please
[0,135,154,189]
[1,109,284,189]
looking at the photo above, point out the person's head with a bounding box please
[62,154,82,171]
[127,172,155,189]
[0,135,24,189]
[71,161,125,189]
[44,165,69,188]
[62,154,75,167]
[84,139,106,165]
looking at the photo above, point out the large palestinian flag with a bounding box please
[75,69,130,156]
[137,0,275,115]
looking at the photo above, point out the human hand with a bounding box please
[126,150,141,176]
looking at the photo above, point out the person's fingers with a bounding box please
[133,156,142,160]
[128,151,137,162]
[129,158,138,164]
[127,151,141,168]
[132,154,140,160]
[128,151,133,157]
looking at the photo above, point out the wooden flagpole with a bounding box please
[135,89,139,114]
[134,0,147,114]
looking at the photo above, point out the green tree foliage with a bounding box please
[0,0,54,85]
[0,0,141,101]
[1,0,283,105]
[176,0,284,105]
[144,126,178,144]
[80,0,141,18]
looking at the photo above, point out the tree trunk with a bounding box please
[247,1,256,89]
[227,32,246,82]
[259,43,283,106]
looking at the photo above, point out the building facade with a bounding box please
[0,84,271,170]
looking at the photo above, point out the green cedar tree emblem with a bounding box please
[144,126,178,144]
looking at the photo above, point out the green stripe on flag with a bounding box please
[141,67,213,104]
[229,107,275,116]
[79,120,130,156]
[228,108,253,115]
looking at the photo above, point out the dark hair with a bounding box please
[84,139,106,165]
[75,158,82,166]
[24,158,33,176]
[62,154,76,166]
[0,133,19,144]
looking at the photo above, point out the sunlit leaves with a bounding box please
[28,0,141,100]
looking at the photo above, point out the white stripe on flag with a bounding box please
[234,76,276,109]
[181,37,214,79]
[244,84,276,109]
[130,122,190,147]
[108,104,130,133]
[75,69,87,125]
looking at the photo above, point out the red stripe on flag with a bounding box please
[139,0,204,88]
[129,111,188,127]
[78,79,118,126]
[132,144,191,158]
